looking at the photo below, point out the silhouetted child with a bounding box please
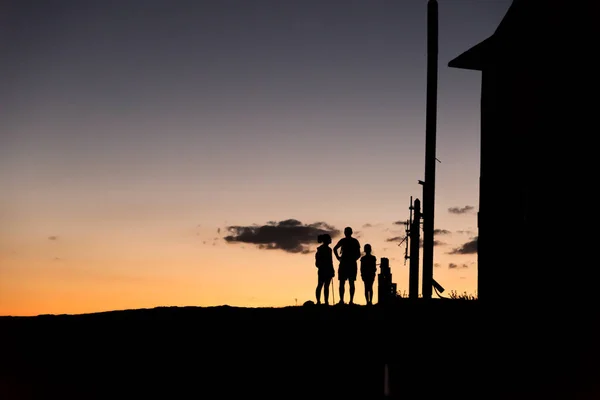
[315,233,335,305]
[360,244,377,305]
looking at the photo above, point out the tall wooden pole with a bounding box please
[409,198,421,299]
[422,0,438,299]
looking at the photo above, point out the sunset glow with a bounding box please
[0,0,512,316]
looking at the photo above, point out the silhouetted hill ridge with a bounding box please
[1,302,598,399]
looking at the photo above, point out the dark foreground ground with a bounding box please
[1,300,599,399]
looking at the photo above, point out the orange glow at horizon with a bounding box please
[1,223,477,316]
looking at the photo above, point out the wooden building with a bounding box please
[448,0,597,305]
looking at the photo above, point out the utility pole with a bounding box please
[422,0,438,299]
[409,198,421,299]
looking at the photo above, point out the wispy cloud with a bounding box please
[448,206,475,215]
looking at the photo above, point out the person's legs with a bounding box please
[323,278,331,304]
[316,279,324,304]
[347,262,357,304]
[339,279,345,304]
[363,279,370,304]
[349,280,355,304]
[338,264,346,304]
[366,280,374,304]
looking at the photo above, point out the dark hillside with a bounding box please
[1,301,598,399]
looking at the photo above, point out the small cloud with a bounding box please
[48,236,58,241]
[434,229,451,236]
[449,263,469,269]
[448,206,475,215]
[447,237,478,255]
[392,220,406,225]
[385,236,404,243]
[434,263,441,268]
[362,223,372,228]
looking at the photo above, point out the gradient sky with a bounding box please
[1,0,512,316]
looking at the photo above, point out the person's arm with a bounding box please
[333,239,342,261]
[355,240,361,260]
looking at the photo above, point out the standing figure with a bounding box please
[333,227,361,305]
[315,233,335,305]
[360,244,377,305]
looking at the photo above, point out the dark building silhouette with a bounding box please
[448,0,598,305]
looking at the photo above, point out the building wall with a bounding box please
[479,61,537,303]
[479,46,597,306]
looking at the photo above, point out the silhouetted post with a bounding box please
[378,258,392,304]
[409,198,421,299]
[422,0,438,300]
[404,197,412,265]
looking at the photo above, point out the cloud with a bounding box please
[448,206,475,215]
[392,220,406,225]
[48,236,58,241]
[434,229,451,235]
[386,236,405,243]
[448,263,469,269]
[447,237,478,255]
[223,219,340,254]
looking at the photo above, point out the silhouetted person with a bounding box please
[333,227,361,305]
[315,233,334,305]
[360,244,377,305]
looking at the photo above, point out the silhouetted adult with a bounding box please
[315,233,335,305]
[333,227,361,305]
[360,244,377,305]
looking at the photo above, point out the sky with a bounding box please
[0,0,513,316]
